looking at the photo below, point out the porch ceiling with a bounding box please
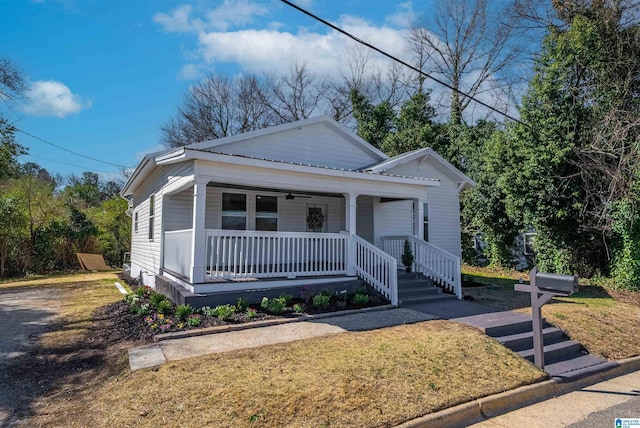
[206,182,343,199]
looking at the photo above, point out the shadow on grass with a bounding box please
[462,273,614,312]
[0,292,128,426]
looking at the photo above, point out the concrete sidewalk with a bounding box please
[129,307,437,371]
[468,368,640,428]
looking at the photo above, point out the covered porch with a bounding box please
[156,152,456,304]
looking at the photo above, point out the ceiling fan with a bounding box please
[285,192,312,200]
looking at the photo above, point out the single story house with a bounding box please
[121,116,475,306]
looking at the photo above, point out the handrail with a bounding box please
[381,235,462,299]
[352,234,398,305]
[204,230,348,280]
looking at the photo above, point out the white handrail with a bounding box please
[381,235,462,299]
[352,234,398,305]
[204,230,348,280]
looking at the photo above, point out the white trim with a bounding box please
[158,149,440,187]
[366,148,476,190]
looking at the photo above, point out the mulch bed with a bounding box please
[115,272,387,344]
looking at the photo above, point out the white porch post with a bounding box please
[190,179,207,284]
[413,198,424,241]
[344,192,358,275]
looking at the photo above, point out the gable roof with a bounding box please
[364,147,476,191]
[186,115,388,162]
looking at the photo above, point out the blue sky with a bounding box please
[0,0,467,181]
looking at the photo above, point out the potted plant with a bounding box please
[401,240,414,272]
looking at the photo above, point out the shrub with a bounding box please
[156,299,173,315]
[293,303,306,314]
[279,293,293,305]
[312,294,330,309]
[150,292,168,309]
[246,307,258,318]
[336,300,347,310]
[135,286,151,298]
[175,304,194,321]
[212,304,236,320]
[352,293,370,306]
[124,293,139,305]
[261,297,285,314]
[187,314,201,327]
[134,303,151,316]
[237,297,248,312]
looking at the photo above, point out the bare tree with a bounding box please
[263,63,331,123]
[409,0,524,124]
[0,57,26,105]
[161,73,273,148]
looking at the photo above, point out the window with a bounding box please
[148,195,155,240]
[222,193,247,230]
[423,203,429,241]
[256,195,278,231]
[134,212,138,233]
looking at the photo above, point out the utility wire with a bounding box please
[280,0,528,127]
[14,126,133,169]
[24,153,122,175]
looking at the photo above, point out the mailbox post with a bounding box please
[515,267,578,369]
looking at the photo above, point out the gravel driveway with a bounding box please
[0,285,61,426]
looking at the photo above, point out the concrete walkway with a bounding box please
[129,307,437,371]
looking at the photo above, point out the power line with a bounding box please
[14,127,133,169]
[24,153,123,175]
[280,0,528,127]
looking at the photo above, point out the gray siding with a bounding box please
[213,123,380,170]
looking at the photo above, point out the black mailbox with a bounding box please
[535,272,578,295]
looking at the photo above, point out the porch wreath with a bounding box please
[307,208,325,231]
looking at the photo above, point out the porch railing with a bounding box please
[163,229,193,279]
[204,230,348,280]
[352,235,398,305]
[381,235,462,299]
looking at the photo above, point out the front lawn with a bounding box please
[10,272,546,428]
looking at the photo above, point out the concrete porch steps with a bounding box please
[474,315,615,383]
[397,271,456,305]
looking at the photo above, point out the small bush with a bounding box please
[156,299,173,315]
[352,293,370,306]
[187,314,201,327]
[175,304,194,321]
[135,286,151,297]
[293,303,306,314]
[212,304,236,320]
[336,300,347,310]
[246,307,258,318]
[150,292,167,309]
[279,293,293,305]
[261,297,285,314]
[124,293,139,305]
[312,294,330,309]
[237,297,248,312]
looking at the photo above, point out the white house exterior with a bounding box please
[121,116,475,305]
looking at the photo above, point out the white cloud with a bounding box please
[195,16,407,78]
[22,80,90,118]
[154,5,200,33]
[205,0,269,31]
[154,1,269,33]
[386,2,417,28]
